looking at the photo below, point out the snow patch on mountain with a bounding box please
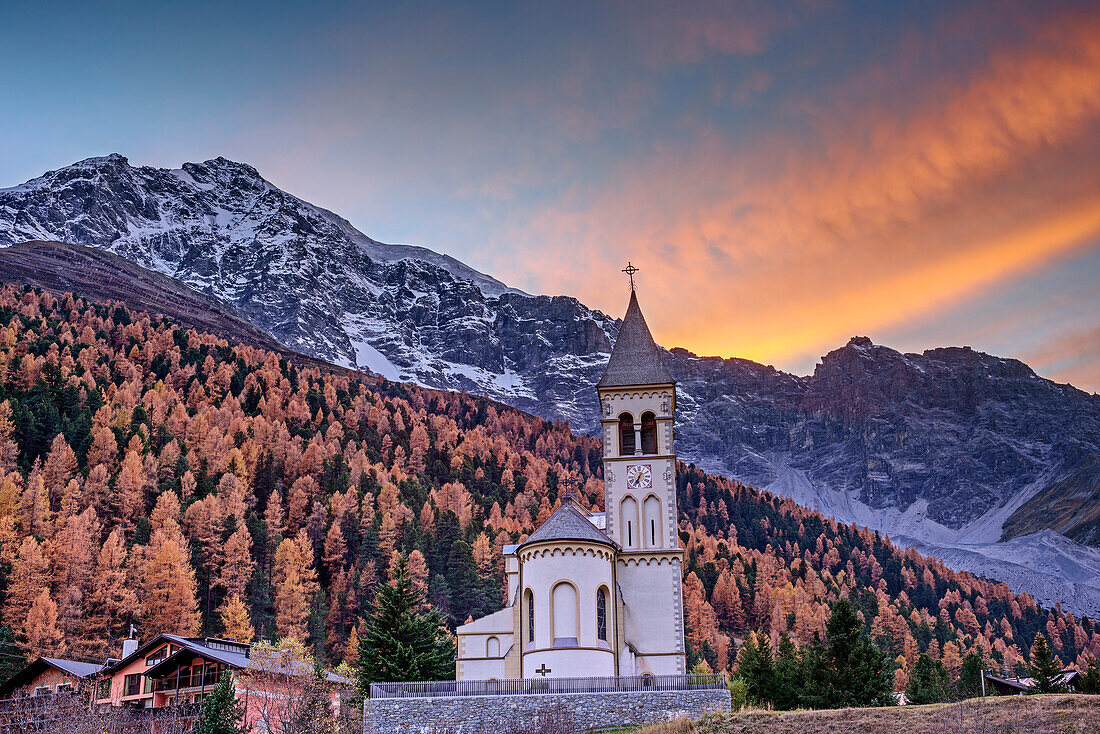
[900,532,1100,619]
[760,458,1100,615]
[3,153,1100,616]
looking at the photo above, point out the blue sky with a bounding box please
[2,1,1098,390]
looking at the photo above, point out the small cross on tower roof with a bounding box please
[622,262,639,291]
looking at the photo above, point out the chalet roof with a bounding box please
[143,633,250,682]
[983,669,1079,692]
[597,291,673,388]
[41,658,103,679]
[0,657,103,696]
[144,636,350,686]
[101,634,174,674]
[518,503,618,550]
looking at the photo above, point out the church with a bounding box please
[456,283,686,680]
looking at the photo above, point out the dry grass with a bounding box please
[628,719,693,734]
[633,695,1100,734]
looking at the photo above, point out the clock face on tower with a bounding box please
[626,464,652,490]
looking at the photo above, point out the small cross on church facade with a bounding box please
[535,664,552,677]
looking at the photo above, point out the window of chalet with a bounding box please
[146,645,169,666]
[124,674,143,697]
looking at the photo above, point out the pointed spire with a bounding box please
[598,290,674,388]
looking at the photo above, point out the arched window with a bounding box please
[486,636,500,658]
[552,583,578,647]
[643,495,661,548]
[596,588,607,642]
[641,412,657,454]
[526,590,535,648]
[620,496,639,549]
[618,413,635,456]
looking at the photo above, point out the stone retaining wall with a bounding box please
[364,688,731,733]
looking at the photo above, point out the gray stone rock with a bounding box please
[364,689,731,733]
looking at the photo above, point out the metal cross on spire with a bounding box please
[622,262,639,290]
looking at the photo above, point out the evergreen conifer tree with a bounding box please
[820,598,893,707]
[1079,655,1100,695]
[905,653,953,704]
[957,651,984,699]
[797,634,833,710]
[773,633,801,710]
[0,626,26,684]
[358,555,454,693]
[193,671,245,734]
[736,632,775,705]
[1028,634,1067,694]
[445,540,485,626]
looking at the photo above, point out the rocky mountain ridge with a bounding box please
[3,154,1099,615]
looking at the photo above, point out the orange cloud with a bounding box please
[498,5,1100,383]
[1025,326,1100,393]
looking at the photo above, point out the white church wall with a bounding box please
[617,555,686,674]
[643,495,662,549]
[457,606,512,634]
[551,581,579,645]
[456,607,514,681]
[518,543,616,678]
[457,656,507,681]
[523,647,614,678]
[620,496,640,549]
[607,456,677,551]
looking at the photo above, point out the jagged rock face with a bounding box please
[1003,456,1100,546]
[3,155,1100,541]
[0,154,617,427]
[668,338,1100,533]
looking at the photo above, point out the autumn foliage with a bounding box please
[0,282,1095,691]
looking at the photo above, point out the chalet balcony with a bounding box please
[152,670,220,693]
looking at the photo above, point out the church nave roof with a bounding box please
[518,503,619,550]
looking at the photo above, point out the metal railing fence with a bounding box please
[369,673,726,700]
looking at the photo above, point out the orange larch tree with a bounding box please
[272,535,318,642]
[139,520,201,636]
[218,524,255,600]
[85,528,137,648]
[24,589,64,657]
[220,594,255,643]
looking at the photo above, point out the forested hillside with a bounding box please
[0,282,1096,689]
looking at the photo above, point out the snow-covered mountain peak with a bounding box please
[2,153,1100,615]
[0,153,523,296]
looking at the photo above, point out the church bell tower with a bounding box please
[597,265,686,675]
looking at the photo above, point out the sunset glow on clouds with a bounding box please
[1,1,1098,390]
